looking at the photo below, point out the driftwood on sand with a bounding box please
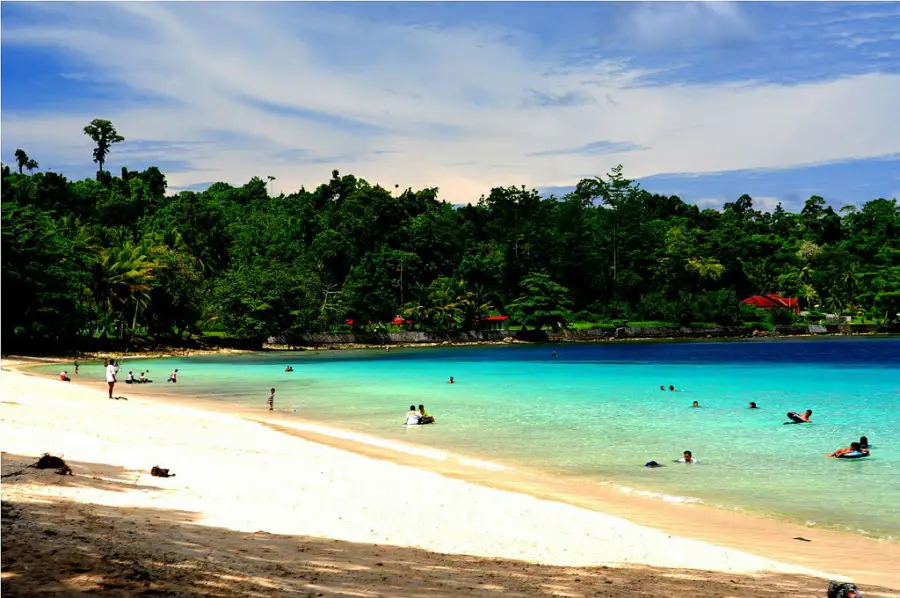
[32,453,73,476]
[150,466,175,478]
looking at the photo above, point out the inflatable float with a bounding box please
[784,411,808,424]
[835,451,869,459]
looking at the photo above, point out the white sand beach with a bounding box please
[3,363,899,596]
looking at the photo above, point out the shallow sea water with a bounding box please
[46,337,900,540]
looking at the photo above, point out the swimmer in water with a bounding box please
[448,376,455,384]
[827,442,869,458]
[798,409,812,422]
[669,385,677,391]
[692,401,700,408]
[749,401,758,409]
[660,385,665,391]
[859,436,870,449]
[680,450,696,463]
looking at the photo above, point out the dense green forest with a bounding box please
[3,122,900,350]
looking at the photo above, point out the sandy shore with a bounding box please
[2,364,899,596]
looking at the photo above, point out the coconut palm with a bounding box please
[87,242,156,336]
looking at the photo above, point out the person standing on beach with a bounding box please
[105,359,118,399]
[74,359,79,375]
[267,388,275,411]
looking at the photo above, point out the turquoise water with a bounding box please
[46,337,900,539]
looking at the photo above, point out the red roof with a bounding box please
[480,315,509,321]
[741,294,799,309]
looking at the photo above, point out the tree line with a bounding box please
[3,120,900,350]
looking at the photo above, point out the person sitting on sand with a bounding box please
[418,404,435,424]
[678,450,697,463]
[126,371,135,384]
[448,376,455,384]
[267,388,275,411]
[749,401,758,409]
[59,371,71,382]
[139,371,148,383]
[859,436,870,449]
[406,405,421,425]
[827,442,869,458]
[692,401,700,408]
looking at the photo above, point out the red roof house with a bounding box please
[480,315,509,330]
[741,294,800,314]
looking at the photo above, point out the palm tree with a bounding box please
[842,263,859,309]
[88,242,156,336]
[824,294,844,317]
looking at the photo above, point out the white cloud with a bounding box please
[620,1,754,49]
[3,3,900,203]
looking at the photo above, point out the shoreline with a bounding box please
[5,359,900,589]
[5,325,898,359]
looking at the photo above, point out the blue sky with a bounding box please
[3,2,899,210]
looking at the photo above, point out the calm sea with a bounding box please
[45,337,900,540]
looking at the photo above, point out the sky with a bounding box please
[2,1,900,211]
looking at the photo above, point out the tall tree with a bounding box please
[83,119,125,179]
[14,149,30,175]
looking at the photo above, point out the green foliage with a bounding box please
[507,273,572,331]
[1,201,90,347]
[212,263,324,341]
[3,129,900,350]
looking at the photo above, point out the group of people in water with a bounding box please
[827,436,871,459]
[649,388,872,464]
[403,377,455,424]
[60,358,182,400]
[406,404,435,425]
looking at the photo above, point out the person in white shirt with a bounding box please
[405,405,421,426]
[167,369,178,383]
[105,359,118,399]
